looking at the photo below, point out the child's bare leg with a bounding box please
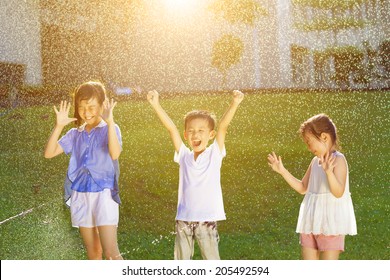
[320,250,340,260]
[79,227,103,260]
[301,246,320,260]
[98,225,123,260]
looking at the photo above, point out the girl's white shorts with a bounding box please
[70,188,119,228]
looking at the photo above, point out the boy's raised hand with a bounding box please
[267,152,285,174]
[146,89,182,152]
[53,100,77,127]
[233,90,244,104]
[102,98,117,125]
[147,90,159,106]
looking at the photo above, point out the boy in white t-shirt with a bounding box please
[147,90,244,260]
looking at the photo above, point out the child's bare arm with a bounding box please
[44,101,76,158]
[216,90,244,151]
[147,90,182,152]
[102,98,121,160]
[267,152,310,194]
[321,154,347,198]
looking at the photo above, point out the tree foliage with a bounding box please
[321,46,364,87]
[294,17,366,32]
[208,0,268,26]
[292,0,369,33]
[292,0,366,10]
[208,0,268,87]
[291,0,374,89]
[378,39,390,73]
[211,34,244,85]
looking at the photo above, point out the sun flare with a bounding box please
[163,0,197,15]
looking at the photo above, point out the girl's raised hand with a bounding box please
[101,98,117,125]
[233,90,244,104]
[147,90,159,106]
[320,153,336,174]
[267,152,285,174]
[53,100,77,127]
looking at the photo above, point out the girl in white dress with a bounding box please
[267,113,357,260]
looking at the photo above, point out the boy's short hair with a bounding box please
[184,110,217,130]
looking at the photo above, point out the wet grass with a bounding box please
[0,90,389,260]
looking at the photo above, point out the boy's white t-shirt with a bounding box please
[174,139,226,222]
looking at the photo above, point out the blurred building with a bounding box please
[0,0,388,91]
[0,0,41,85]
[281,0,389,89]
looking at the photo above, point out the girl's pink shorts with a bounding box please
[300,233,345,251]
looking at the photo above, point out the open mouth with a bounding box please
[193,140,201,147]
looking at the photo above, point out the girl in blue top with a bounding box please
[44,81,123,260]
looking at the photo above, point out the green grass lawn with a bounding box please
[0,90,389,260]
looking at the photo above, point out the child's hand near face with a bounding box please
[53,100,77,127]
[320,153,336,174]
[233,90,244,105]
[147,90,160,106]
[101,98,117,125]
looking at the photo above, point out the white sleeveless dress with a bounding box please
[296,151,357,235]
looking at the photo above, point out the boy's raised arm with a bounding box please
[216,90,244,151]
[147,90,183,152]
